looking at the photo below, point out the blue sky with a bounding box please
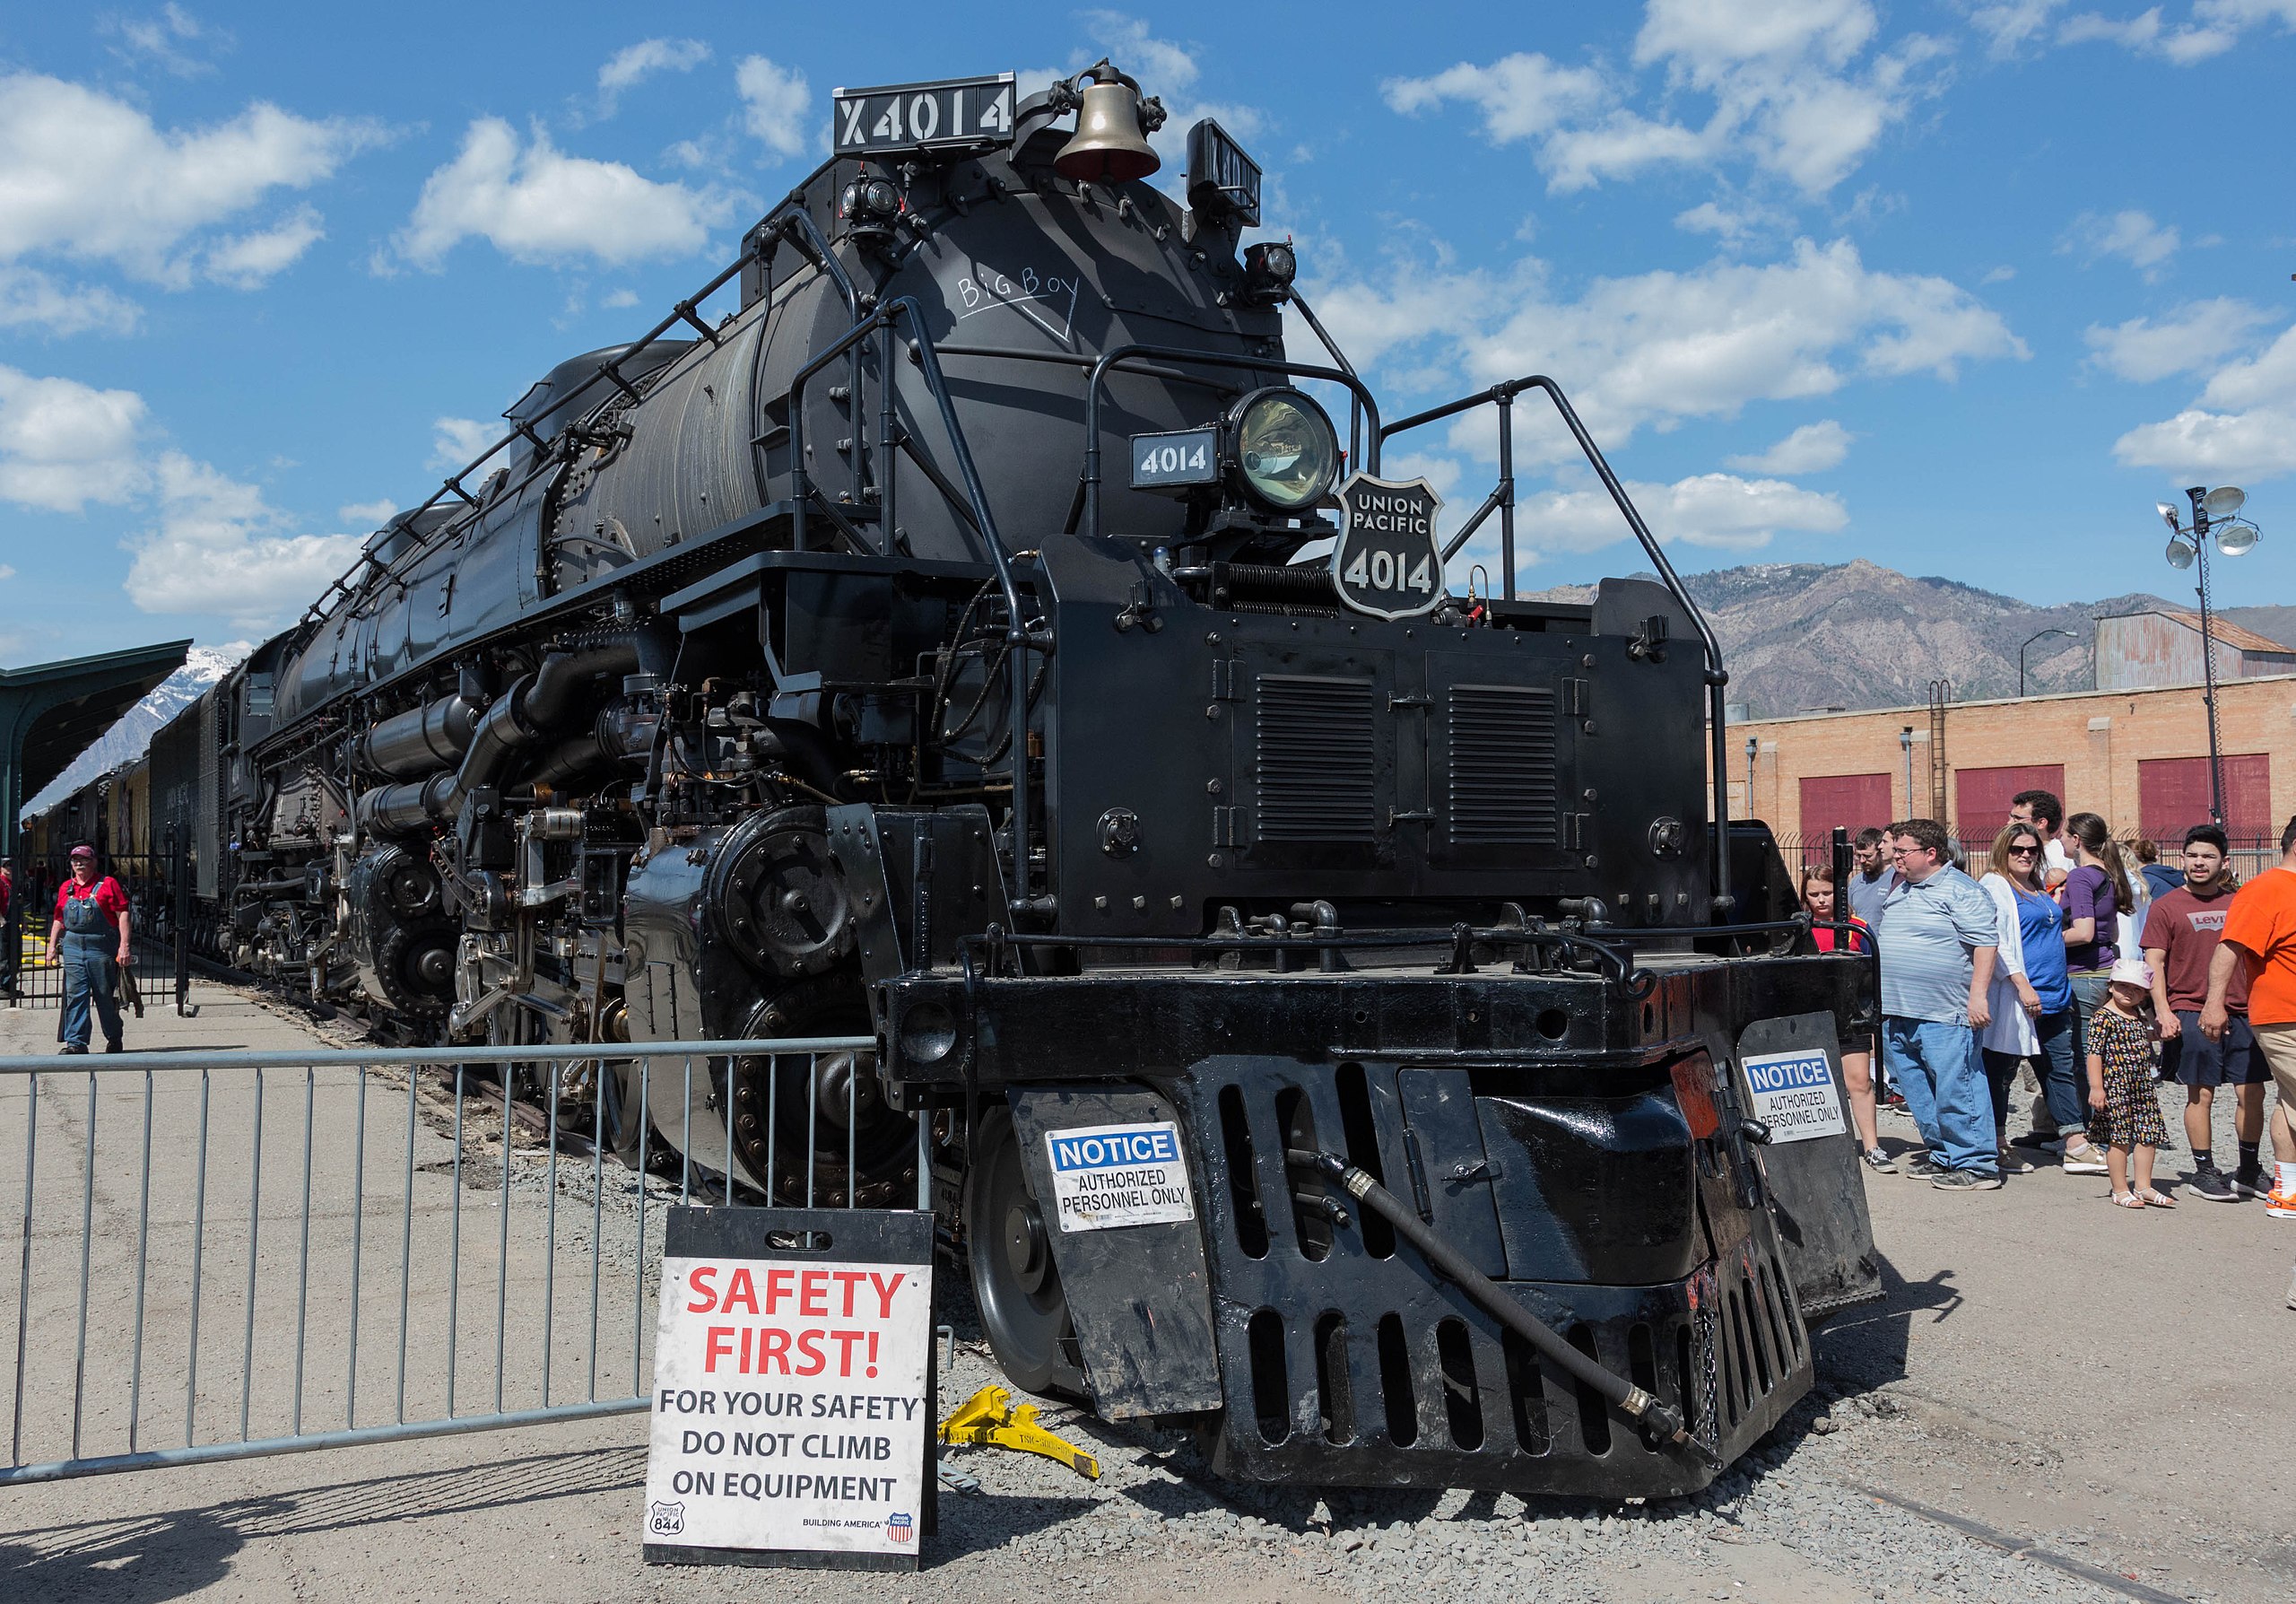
[1,1,2292,667]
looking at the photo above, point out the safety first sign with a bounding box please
[1741,1049,1848,1143]
[1044,1120,1196,1232]
[644,1252,932,1561]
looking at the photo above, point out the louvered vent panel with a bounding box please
[1448,684,1560,847]
[1255,675,1378,842]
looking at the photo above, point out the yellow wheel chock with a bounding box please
[936,1384,1101,1480]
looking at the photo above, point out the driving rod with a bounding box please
[1285,1147,1717,1466]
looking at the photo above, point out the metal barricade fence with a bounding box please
[0,1037,891,1486]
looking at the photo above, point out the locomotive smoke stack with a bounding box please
[1054,60,1161,182]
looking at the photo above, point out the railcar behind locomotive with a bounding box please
[84,61,1880,1496]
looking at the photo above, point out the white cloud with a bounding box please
[1313,238,2023,459]
[601,287,640,309]
[0,564,14,581]
[337,497,396,526]
[1382,52,1610,143]
[0,365,147,512]
[2113,320,2296,481]
[109,4,228,77]
[1969,0,2067,57]
[1726,419,1853,473]
[430,416,495,470]
[2049,0,2296,61]
[0,72,378,287]
[0,265,141,336]
[122,452,360,629]
[2063,208,2179,278]
[1082,12,1202,93]
[202,205,325,288]
[1495,473,1847,571]
[735,57,812,160]
[597,39,711,114]
[2083,298,2274,382]
[1673,196,1788,245]
[1389,1,1944,196]
[395,119,735,269]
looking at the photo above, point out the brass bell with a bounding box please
[1055,79,1160,183]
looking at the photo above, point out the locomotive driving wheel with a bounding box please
[965,1103,1085,1400]
[726,976,915,1207]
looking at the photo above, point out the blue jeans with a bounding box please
[60,934,122,1050]
[1981,1008,2082,1134]
[1882,1017,1998,1175]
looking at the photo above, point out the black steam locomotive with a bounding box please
[81,62,1880,1496]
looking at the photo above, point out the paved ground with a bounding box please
[0,983,2289,1603]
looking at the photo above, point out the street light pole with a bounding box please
[2158,485,2262,831]
[1743,735,1757,821]
[2188,486,2226,828]
[2018,627,2076,698]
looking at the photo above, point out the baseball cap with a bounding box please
[68,844,95,859]
[2109,956,2153,989]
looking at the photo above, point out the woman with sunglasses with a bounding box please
[1979,822,2106,1173]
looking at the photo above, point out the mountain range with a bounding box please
[1535,558,2292,719]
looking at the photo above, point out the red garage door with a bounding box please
[1953,764,2066,839]
[1798,773,1892,866]
[2139,754,2271,842]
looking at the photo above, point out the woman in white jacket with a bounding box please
[1978,821,2107,1175]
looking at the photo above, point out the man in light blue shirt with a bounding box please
[1876,818,2002,1190]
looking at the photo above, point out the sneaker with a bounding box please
[1933,1169,2005,1191]
[2011,1130,2063,1151]
[2232,1171,2270,1200]
[2268,1188,2296,1220]
[2060,1145,2110,1174]
[2188,1168,2237,1203]
[1862,1147,1898,1174]
[1883,1094,1911,1117]
[57,1043,86,1055]
[1901,1151,1940,1179]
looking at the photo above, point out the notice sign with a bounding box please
[1742,1049,1848,1144]
[1045,1120,1196,1233]
[644,1209,932,1570]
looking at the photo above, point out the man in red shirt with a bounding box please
[46,844,131,1054]
[2145,825,2264,1201]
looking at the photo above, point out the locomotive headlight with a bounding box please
[1229,388,1337,511]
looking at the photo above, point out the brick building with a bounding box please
[1718,673,2296,856]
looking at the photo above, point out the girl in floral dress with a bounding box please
[2085,957,2175,1208]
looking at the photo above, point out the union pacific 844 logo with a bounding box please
[1332,472,1445,621]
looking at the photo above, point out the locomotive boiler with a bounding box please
[124,60,1881,1497]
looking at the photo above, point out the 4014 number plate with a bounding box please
[833,74,1017,157]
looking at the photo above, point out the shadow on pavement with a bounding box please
[0,1443,652,1600]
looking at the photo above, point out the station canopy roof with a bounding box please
[3,640,193,802]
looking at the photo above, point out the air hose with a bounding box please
[1284,1148,1718,1467]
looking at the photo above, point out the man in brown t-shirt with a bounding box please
[2146,824,2266,1201]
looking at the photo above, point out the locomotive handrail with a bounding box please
[1279,287,1365,470]
[1077,345,1383,541]
[1379,375,1735,912]
[786,295,1048,924]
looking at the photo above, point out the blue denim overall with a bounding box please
[58,877,123,1051]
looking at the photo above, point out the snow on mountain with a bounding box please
[20,641,250,819]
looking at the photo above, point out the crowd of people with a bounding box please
[1801,789,2296,1310]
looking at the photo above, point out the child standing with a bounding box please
[2088,956,2176,1208]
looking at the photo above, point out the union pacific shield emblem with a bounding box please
[1332,473,1444,620]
